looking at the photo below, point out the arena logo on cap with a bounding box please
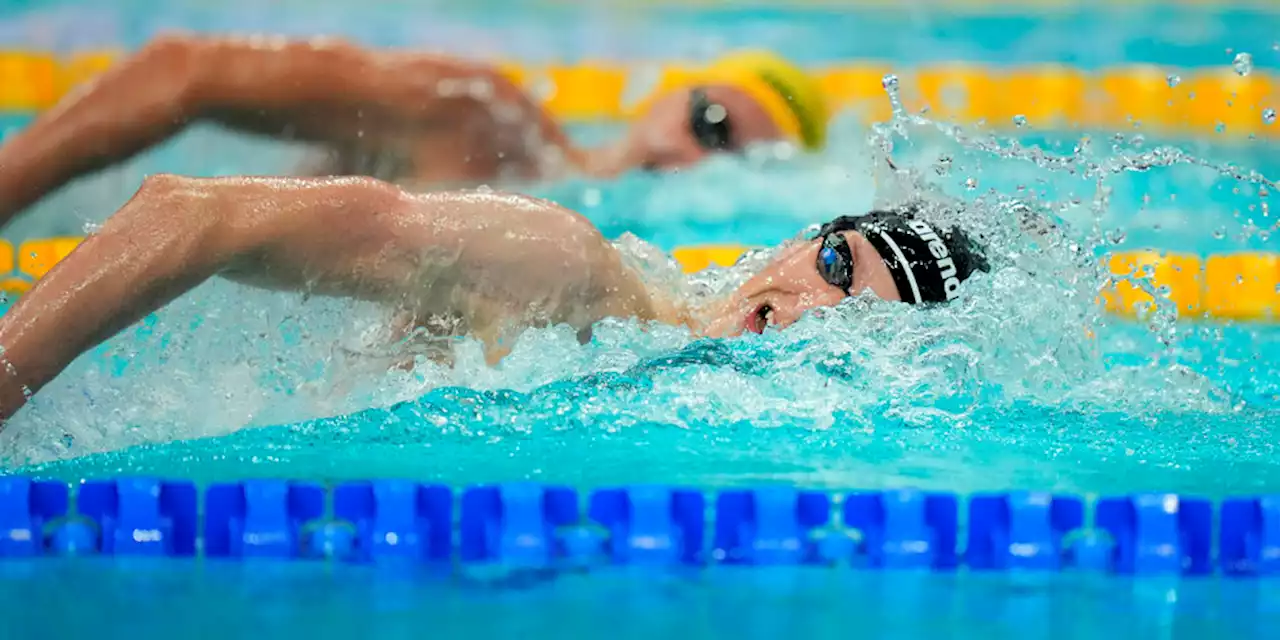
[907,219,961,300]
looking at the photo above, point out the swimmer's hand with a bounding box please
[0,176,653,425]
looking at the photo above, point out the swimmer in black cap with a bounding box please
[701,204,989,336]
[0,177,987,422]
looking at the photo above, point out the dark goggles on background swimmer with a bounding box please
[815,231,854,295]
[689,87,735,151]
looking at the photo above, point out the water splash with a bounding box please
[1,76,1276,471]
[1233,52,1254,76]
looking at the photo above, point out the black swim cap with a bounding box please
[814,206,990,304]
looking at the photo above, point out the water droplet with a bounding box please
[1264,108,1277,125]
[1013,114,1027,127]
[881,74,899,91]
[1166,74,1181,88]
[1233,52,1254,76]
[1212,228,1226,239]
[1259,186,1270,197]
[965,177,978,190]
[934,154,953,176]
[1215,122,1227,134]
[468,78,494,101]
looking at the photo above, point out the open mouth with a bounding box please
[748,303,774,334]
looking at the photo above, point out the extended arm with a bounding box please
[0,174,426,422]
[0,175,652,424]
[0,34,571,226]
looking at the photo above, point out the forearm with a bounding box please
[0,174,408,423]
[0,38,200,224]
[194,36,570,148]
[0,176,231,419]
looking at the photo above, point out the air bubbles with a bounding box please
[1166,74,1182,88]
[1233,52,1254,76]
[964,177,978,190]
[1264,108,1277,125]
[1013,114,1028,128]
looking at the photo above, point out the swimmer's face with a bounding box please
[702,232,901,338]
[625,85,784,170]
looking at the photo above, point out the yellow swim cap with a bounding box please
[702,50,830,151]
[634,50,830,151]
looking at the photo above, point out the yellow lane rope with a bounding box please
[0,51,1276,137]
[2,238,1275,321]
[675,244,1280,321]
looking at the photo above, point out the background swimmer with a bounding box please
[0,175,986,424]
[0,35,829,229]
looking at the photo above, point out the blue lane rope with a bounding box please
[0,476,1276,576]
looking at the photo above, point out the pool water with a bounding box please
[2,562,1275,637]
[3,101,1279,636]
[6,110,1278,490]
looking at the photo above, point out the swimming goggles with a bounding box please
[689,87,734,151]
[816,232,854,295]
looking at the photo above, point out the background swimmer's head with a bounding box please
[702,206,990,338]
[620,51,829,171]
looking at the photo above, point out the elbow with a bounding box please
[113,174,228,262]
[133,173,214,208]
[133,33,207,112]
[144,32,203,59]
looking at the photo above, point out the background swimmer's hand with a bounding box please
[0,33,571,228]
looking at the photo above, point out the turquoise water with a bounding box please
[4,88,1280,640]
[5,116,1279,633]
[2,563,1276,637]
[6,119,1280,500]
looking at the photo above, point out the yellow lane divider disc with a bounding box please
[671,245,750,274]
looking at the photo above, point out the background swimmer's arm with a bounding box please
[0,33,570,226]
[0,176,644,424]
